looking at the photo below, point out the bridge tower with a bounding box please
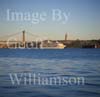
[22,30,25,47]
[65,33,67,41]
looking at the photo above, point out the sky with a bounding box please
[0,0,100,40]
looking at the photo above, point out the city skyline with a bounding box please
[0,0,100,40]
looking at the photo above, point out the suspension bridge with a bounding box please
[0,31,48,48]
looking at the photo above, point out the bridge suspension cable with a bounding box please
[0,31,50,41]
[0,32,21,40]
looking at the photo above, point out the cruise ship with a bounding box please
[40,40,65,49]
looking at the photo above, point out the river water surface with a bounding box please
[0,49,100,97]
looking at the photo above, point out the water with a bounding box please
[0,49,100,97]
